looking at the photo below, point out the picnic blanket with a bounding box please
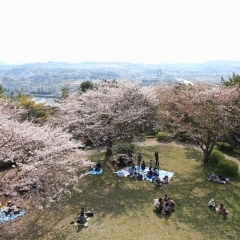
[114,167,174,182]
[89,168,103,175]
[0,209,25,223]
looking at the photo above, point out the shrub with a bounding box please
[209,150,225,165]
[217,159,238,176]
[116,142,135,153]
[156,132,172,142]
[216,142,234,152]
[177,132,195,143]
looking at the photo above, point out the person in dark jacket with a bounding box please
[77,212,88,224]
[154,150,159,167]
[141,161,146,170]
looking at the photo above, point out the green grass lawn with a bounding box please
[2,145,240,240]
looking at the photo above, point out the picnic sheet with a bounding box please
[0,209,25,223]
[114,166,174,182]
[89,168,103,175]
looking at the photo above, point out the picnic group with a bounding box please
[0,200,25,223]
[115,151,170,184]
[130,152,164,182]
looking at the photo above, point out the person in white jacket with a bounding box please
[208,198,216,208]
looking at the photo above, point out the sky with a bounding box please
[0,0,240,65]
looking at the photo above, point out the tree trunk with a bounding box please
[202,140,216,163]
[106,139,113,156]
[203,148,210,163]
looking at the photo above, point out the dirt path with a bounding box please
[84,138,240,170]
[86,139,240,170]
[133,138,240,169]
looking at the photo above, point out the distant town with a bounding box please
[0,60,240,101]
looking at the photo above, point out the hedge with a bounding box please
[216,142,234,152]
[209,150,225,165]
[116,142,135,153]
[156,132,172,142]
[217,159,238,176]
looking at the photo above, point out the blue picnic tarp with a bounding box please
[89,168,103,175]
[0,209,25,223]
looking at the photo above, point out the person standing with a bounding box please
[155,150,159,167]
[137,153,142,166]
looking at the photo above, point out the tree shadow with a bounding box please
[4,145,240,240]
[152,209,173,220]
[184,148,203,162]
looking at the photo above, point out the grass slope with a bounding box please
[1,145,240,240]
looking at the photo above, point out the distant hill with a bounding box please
[19,60,240,70]
[1,60,240,76]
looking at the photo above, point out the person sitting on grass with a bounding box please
[167,197,175,207]
[147,168,154,177]
[155,198,164,213]
[153,167,159,176]
[164,202,171,214]
[149,159,153,169]
[141,161,146,170]
[208,198,216,208]
[80,207,85,214]
[119,156,125,167]
[153,198,160,208]
[129,164,136,175]
[167,197,175,212]
[128,152,133,160]
[216,204,228,215]
[129,164,137,179]
[163,194,169,202]
[95,161,102,171]
[163,175,169,185]
[154,175,162,185]
[77,212,88,224]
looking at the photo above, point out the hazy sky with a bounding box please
[1,0,239,64]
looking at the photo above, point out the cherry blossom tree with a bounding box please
[158,83,240,163]
[221,73,240,147]
[52,80,159,155]
[0,100,90,207]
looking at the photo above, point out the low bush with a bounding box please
[156,132,172,142]
[217,159,238,176]
[209,150,225,165]
[176,132,196,143]
[116,142,135,153]
[216,142,234,152]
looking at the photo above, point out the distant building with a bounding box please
[141,77,163,86]
[157,69,162,77]
[171,77,193,85]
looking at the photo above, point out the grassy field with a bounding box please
[1,144,240,240]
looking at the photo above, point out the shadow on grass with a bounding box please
[184,148,203,162]
[76,225,85,232]
[3,145,240,240]
[152,209,173,221]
